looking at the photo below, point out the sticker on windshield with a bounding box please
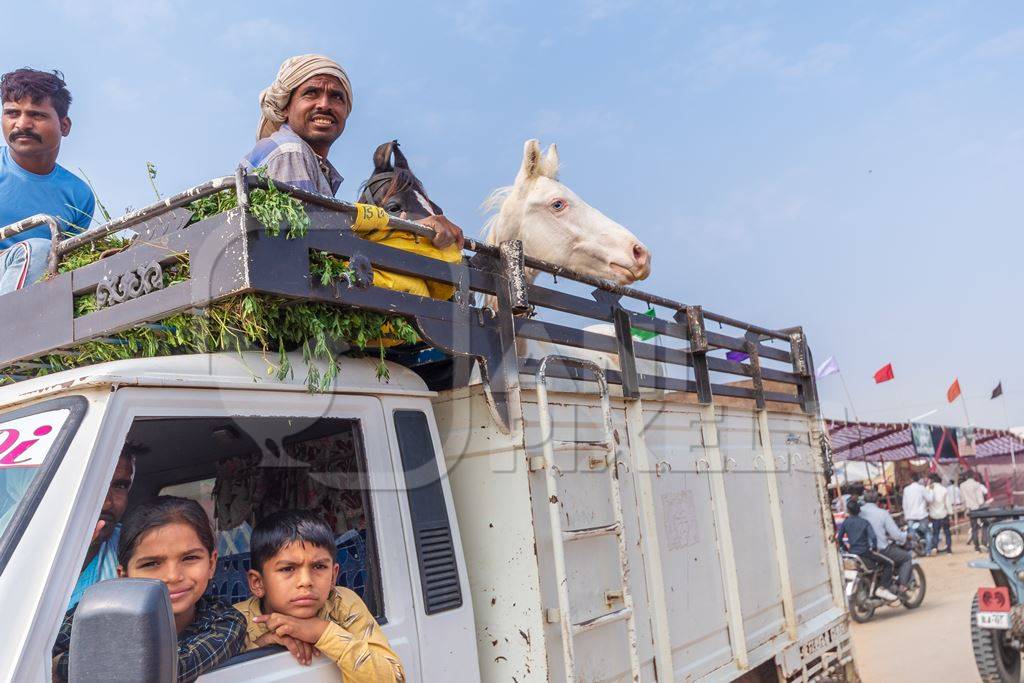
[0,408,71,469]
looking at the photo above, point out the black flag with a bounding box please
[992,382,1003,399]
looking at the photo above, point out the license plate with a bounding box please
[800,621,849,660]
[977,612,1011,630]
[845,580,855,597]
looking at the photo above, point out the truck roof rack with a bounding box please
[0,170,818,431]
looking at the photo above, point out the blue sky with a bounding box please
[5,1,1024,427]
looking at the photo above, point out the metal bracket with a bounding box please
[592,289,640,399]
[678,306,712,404]
[499,239,530,314]
[744,331,766,410]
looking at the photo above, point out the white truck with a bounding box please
[0,176,856,682]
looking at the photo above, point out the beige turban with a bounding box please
[257,54,353,140]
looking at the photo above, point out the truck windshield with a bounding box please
[0,403,79,539]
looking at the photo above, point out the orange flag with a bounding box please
[947,378,962,403]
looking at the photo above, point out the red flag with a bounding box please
[873,363,894,383]
[947,378,961,403]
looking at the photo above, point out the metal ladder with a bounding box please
[534,355,642,683]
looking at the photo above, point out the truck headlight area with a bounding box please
[994,530,1024,559]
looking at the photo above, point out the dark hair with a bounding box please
[1,68,72,119]
[847,499,862,516]
[250,510,335,572]
[117,496,215,567]
[929,473,941,484]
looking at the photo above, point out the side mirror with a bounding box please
[69,578,177,682]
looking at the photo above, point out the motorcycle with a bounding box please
[842,547,926,623]
[968,507,1024,683]
[905,519,930,557]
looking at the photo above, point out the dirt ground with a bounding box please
[849,530,992,683]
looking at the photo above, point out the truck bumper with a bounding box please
[777,611,855,682]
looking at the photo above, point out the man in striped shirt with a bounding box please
[242,54,462,249]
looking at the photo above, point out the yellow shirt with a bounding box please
[234,587,405,682]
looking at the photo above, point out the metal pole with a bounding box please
[1002,392,1017,505]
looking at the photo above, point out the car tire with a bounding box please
[971,594,1022,683]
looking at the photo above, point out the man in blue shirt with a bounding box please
[837,499,897,601]
[0,68,94,293]
[67,445,138,609]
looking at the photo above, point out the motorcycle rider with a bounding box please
[902,476,934,553]
[859,490,914,595]
[838,499,898,601]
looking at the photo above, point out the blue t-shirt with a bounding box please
[0,146,95,250]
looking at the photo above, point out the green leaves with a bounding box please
[7,174,422,390]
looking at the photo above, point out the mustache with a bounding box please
[10,130,42,142]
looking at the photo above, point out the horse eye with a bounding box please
[550,199,567,212]
[386,203,401,213]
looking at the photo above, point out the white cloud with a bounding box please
[222,18,303,50]
[578,0,638,22]
[780,42,851,80]
[99,78,143,111]
[974,27,1024,59]
[440,0,517,44]
[686,26,850,86]
[45,0,176,31]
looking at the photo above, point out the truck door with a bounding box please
[21,386,422,682]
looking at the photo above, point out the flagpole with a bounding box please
[960,390,973,427]
[836,368,887,491]
[1001,391,1017,504]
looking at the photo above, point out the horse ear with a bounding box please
[372,140,396,172]
[517,139,542,183]
[391,141,410,170]
[541,143,559,179]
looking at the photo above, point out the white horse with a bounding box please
[482,139,650,292]
[475,139,659,392]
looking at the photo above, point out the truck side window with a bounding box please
[0,396,88,574]
[123,416,382,619]
[393,410,462,614]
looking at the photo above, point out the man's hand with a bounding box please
[90,520,106,545]
[254,631,319,666]
[414,214,465,250]
[253,613,329,646]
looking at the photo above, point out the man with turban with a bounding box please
[243,54,463,249]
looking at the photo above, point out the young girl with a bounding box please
[52,496,246,682]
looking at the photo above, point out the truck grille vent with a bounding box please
[417,525,462,614]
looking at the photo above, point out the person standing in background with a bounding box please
[961,471,992,552]
[926,473,953,554]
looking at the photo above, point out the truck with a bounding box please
[0,173,856,682]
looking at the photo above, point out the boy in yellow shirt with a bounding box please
[234,510,404,681]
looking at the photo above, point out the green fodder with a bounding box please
[7,175,419,389]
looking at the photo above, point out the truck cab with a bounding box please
[0,353,478,681]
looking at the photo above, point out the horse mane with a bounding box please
[359,166,426,205]
[480,185,513,243]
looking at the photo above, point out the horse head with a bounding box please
[483,139,651,286]
[359,139,443,221]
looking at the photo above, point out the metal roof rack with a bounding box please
[0,170,818,431]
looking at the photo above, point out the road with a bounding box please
[849,539,990,682]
